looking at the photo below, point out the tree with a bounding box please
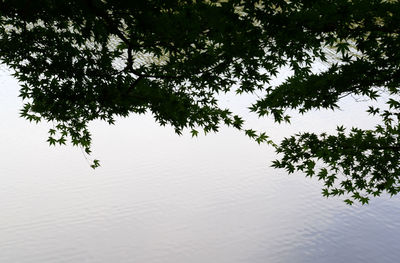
[0,0,399,204]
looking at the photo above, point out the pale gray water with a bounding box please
[1,70,399,263]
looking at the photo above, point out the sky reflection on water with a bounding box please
[1,70,399,263]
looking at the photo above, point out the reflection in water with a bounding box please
[1,71,399,263]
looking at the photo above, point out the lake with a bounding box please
[1,68,399,263]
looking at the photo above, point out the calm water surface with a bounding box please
[1,70,399,263]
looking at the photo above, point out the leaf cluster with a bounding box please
[1,0,399,203]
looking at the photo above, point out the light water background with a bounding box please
[1,69,399,263]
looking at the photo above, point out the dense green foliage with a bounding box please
[1,0,399,204]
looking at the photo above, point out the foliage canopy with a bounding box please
[1,0,399,204]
